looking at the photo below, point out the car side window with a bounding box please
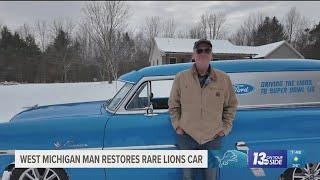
[150,79,173,109]
[126,82,149,110]
[126,79,173,110]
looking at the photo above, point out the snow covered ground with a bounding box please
[0,81,124,123]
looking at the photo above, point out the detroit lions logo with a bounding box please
[215,150,238,168]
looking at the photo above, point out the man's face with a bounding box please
[193,43,213,65]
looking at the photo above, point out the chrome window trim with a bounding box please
[116,75,175,114]
[105,82,136,113]
[118,79,136,84]
[125,81,149,111]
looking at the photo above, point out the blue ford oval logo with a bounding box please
[233,84,255,95]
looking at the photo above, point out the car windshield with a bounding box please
[107,82,134,111]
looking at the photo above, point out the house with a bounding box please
[149,37,304,66]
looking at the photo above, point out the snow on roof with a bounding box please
[253,41,286,58]
[154,37,294,58]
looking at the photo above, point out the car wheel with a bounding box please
[10,168,68,180]
[280,163,320,180]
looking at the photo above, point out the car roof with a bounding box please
[119,59,320,84]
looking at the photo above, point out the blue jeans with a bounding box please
[177,133,221,180]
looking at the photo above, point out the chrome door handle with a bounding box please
[236,141,249,152]
[144,113,158,117]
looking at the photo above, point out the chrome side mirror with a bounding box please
[145,103,154,115]
[144,103,158,116]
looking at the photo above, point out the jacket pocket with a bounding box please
[181,84,198,104]
[206,87,224,111]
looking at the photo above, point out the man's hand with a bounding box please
[214,130,225,138]
[176,127,185,135]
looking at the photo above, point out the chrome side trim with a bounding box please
[246,137,320,144]
[116,108,168,115]
[102,144,177,150]
[0,150,14,155]
[116,101,320,115]
[238,102,320,110]
[0,145,177,154]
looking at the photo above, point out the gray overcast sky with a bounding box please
[0,1,320,36]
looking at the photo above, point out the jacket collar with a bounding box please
[191,63,217,82]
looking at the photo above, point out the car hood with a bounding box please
[10,100,109,122]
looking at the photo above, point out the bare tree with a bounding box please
[34,20,49,82]
[230,12,264,45]
[229,27,246,45]
[145,16,162,39]
[206,12,226,39]
[189,22,204,39]
[284,7,301,43]
[43,18,78,82]
[293,16,311,51]
[144,16,162,54]
[161,17,177,38]
[190,11,227,40]
[17,23,34,40]
[200,14,208,39]
[35,20,49,52]
[50,17,75,40]
[134,31,149,54]
[76,20,94,63]
[82,1,130,82]
[176,28,190,38]
[0,19,3,32]
[283,7,311,50]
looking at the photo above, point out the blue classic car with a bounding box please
[1,59,320,180]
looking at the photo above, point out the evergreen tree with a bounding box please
[46,29,79,82]
[253,16,287,45]
[0,26,42,82]
[23,34,41,82]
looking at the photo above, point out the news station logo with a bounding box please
[248,150,305,168]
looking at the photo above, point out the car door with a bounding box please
[104,78,181,180]
[220,71,320,180]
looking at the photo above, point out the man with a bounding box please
[168,39,238,180]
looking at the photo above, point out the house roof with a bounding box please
[154,37,304,58]
[119,59,320,84]
[253,41,304,58]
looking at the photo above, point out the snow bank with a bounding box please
[0,81,124,123]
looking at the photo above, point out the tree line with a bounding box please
[0,2,319,83]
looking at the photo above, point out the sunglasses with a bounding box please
[196,48,212,54]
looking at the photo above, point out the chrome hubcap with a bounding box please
[293,163,320,180]
[19,168,60,180]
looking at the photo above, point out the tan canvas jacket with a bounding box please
[168,63,238,144]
